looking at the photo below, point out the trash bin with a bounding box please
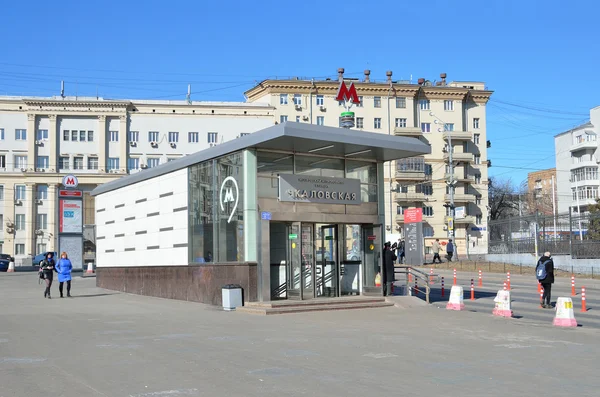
[222,284,243,311]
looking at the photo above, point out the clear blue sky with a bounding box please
[1,0,598,185]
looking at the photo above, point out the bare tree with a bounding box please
[488,177,521,221]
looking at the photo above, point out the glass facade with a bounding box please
[189,151,244,263]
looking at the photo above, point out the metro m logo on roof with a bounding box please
[62,174,79,189]
[335,81,361,106]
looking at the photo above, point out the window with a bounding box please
[148,131,159,142]
[88,157,98,170]
[476,215,483,224]
[71,130,78,141]
[188,132,199,143]
[421,123,431,133]
[108,158,119,171]
[423,227,434,237]
[15,129,27,140]
[37,214,48,230]
[36,129,48,140]
[0,128,4,140]
[476,196,482,205]
[63,130,69,141]
[0,155,4,168]
[36,243,47,254]
[357,96,363,107]
[356,117,364,129]
[129,131,139,142]
[423,206,434,217]
[374,96,381,108]
[296,116,301,122]
[474,154,481,164]
[169,132,179,143]
[293,94,302,106]
[16,214,25,230]
[128,158,140,171]
[444,100,454,111]
[15,185,27,200]
[316,95,324,106]
[37,185,48,200]
[147,158,160,168]
[416,183,433,195]
[374,118,381,129]
[419,99,430,110]
[15,244,25,255]
[79,130,86,142]
[280,115,288,123]
[109,131,119,142]
[280,94,288,105]
[59,157,69,170]
[14,155,27,169]
[475,174,482,184]
[73,156,84,170]
[395,118,407,128]
[208,132,218,144]
[36,156,49,169]
[316,116,324,126]
[474,133,480,144]
[396,97,406,108]
[473,118,480,129]
[444,123,454,131]
[397,206,405,215]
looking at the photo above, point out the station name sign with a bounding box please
[278,174,361,205]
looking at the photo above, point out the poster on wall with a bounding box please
[58,235,83,270]
[60,200,83,233]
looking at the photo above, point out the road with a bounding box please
[1,272,599,397]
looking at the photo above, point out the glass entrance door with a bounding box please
[362,225,383,295]
[287,222,302,299]
[300,224,314,299]
[316,224,339,298]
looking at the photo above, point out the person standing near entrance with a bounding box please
[446,239,454,262]
[56,252,73,298]
[40,253,56,299]
[432,239,442,263]
[536,252,555,308]
[382,242,397,296]
[397,239,405,264]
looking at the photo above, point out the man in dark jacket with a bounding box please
[538,251,555,308]
[382,242,397,296]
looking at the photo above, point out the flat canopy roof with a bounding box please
[92,122,431,196]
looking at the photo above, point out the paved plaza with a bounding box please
[1,272,599,397]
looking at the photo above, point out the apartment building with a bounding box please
[555,106,600,214]
[245,69,493,254]
[0,96,274,260]
[527,168,557,216]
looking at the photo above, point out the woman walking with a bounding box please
[56,252,73,298]
[40,253,56,299]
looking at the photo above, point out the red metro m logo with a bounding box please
[62,174,79,189]
[335,81,361,105]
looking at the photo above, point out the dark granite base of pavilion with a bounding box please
[96,263,257,306]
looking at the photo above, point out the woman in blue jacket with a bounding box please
[56,252,73,298]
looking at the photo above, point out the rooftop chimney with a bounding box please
[440,73,447,85]
[364,69,371,83]
[338,68,345,82]
[386,70,393,83]
[418,78,425,86]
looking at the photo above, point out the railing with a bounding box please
[394,266,438,303]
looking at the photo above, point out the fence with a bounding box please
[488,211,600,259]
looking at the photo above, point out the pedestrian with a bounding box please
[56,252,73,298]
[397,239,405,264]
[536,251,555,309]
[382,242,397,296]
[446,239,454,262]
[432,239,442,263]
[40,252,56,299]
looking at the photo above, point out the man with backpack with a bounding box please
[536,251,555,308]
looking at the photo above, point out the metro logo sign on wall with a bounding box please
[62,174,79,189]
[335,81,361,105]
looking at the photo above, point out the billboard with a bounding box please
[60,200,83,233]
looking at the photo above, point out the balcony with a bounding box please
[445,173,475,184]
[570,141,598,152]
[443,152,473,163]
[443,131,472,141]
[396,214,405,223]
[570,159,598,170]
[396,170,428,181]
[444,193,476,203]
[396,192,427,203]
[455,215,476,224]
[394,127,423,137]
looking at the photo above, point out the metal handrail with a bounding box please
[394,266,438,303]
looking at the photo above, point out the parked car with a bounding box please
[33,252,58,267]
[0,258,9,272]
[0,253,14,263]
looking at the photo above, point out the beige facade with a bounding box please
[245,70,492,254]
[527,168,557,216]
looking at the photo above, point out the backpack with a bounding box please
[536,260,550,280]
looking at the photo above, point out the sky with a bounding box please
[1,0,598,185]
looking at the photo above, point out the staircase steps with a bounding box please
[236,297,394,315]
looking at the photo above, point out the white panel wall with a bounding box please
[95,168,188,267]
